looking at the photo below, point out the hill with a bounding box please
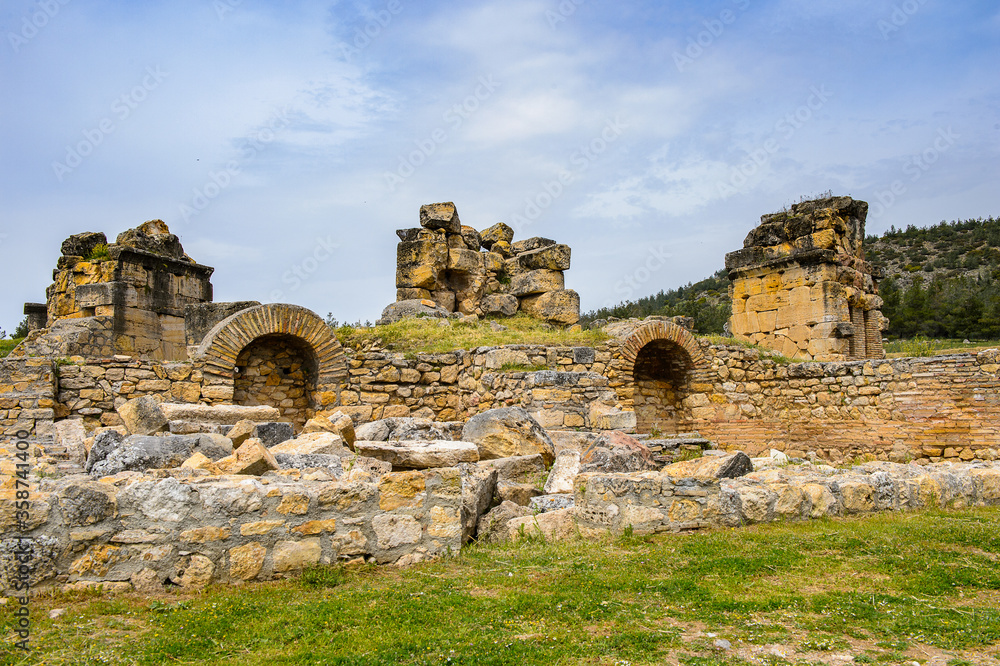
[583,216,1000,340]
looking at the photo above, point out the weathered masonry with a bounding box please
[725,196,885,361]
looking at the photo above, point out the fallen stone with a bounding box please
[508,508,577,541]
[273,453,344,476]
[662,452,754,480]
[270,432,349,456]
[476,500,531,544]
[192,434,233,461]
[168,421,231,435]
[217,438,279,475]
[460,226,482,251]
[343,456,393,482]
[355,417,452,442]
[181,452,221,474]
[53,419,87,465]
[117,395,167,436]
[85,430,124,473]
[61,231,107,258]
[461,467,498,543]
[544,450,581,494]
[529,494,575,513]
[253,422,294,448]
[226,420,257,447]
[461,407,556,465]
[497,480,542,506]
[160,403,281,425]
[518,289,580,326]
[480,293,518,317]
[580,432,658,474]
[354,440,479,469]
[474,454,546,484]
[306,413,356,447]
[419,202,461,234]
[90,435,197,478]
[377,299,451,325]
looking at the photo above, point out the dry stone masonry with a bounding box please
[385,202,580,325]
[725,196,886,361]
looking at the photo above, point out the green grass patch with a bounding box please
[0,338,24,358]
[5,508,1000,665]
[883,337,1000,358]
[334,313,607,355]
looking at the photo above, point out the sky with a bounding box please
[1,0,998,333]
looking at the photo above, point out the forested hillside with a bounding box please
[583,216,1000,339]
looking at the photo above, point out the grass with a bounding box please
[5,507,1000,665]
[0,338,24,358]
[883,337,1000,358]
[334,313,608,355]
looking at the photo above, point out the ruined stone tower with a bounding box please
[724,196,885,361]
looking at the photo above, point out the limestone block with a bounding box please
[511,237,555,254]
[480,223,514,249]
[461,406,555,465]
[430,290,456,312]
[302,413,356,447]
[516,245,571,271]
[272,538,322,572]
[419,202,461,234]
[447,248,484,274]
[480,294,518,317]
[378,471,426,510]
[177,554,215,588]
[229,542,266,580]
[397,288,432,301]
[508,508,578,542]
[460,226,482,251]
[544,450,580,494]
[117,395,166,436]
[518,289,580,325]
[395,240,448,290]
[217,438,279,475]
[160,403,281,424]
[509,269,565,297]
[355,440,479,469]
[372,514,422,550]
[227,419,256,447]
[270,432,349,456]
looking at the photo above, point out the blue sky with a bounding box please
[2,0,998,332]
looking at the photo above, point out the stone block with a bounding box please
[480,223,514,249]
[117,395,166,436]
[419,202,461,234]
[518,290,580,325]
[509,269,565,297]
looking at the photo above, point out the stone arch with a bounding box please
[620,321,709,435]
[193,304,347,413]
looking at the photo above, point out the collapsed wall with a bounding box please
[387,202,580,325]
[725,196,885,361]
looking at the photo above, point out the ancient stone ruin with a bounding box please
[725,196,886,361]
[382,202,580,325]
[2,196,999,596]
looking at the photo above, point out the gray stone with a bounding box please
[496,480,542,506]
[580,431,659,474]
[544,450,581,494]
[480,294,518,317]
[168,421,231,435]
[476,500,531,544]
[192,434,233,461]
[61,231,107,258]
[274,453,344,475]
[355,417,452,442]
[372,514,423,550]
[662,452,754,480]
[90,435,197,478]
[57,482,116,526]
[461,468,498,543]
[529,494,575,513]
[515,244,571,271]
[85,430,125,473]
[183,301,261,346]
[115,219,188,261]
[511,237,556,255]
[377,299,451,325]
[474,454,546,484]
[572,347,596,364]
[253,422,294,448]
[160,403,281,425]
[354,440,479,469]
[396,228,423,242]
[462,407,556,465]
[460,226,482,251]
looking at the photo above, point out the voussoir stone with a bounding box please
[461,407,555,465]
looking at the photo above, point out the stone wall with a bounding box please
[0,358,57,438]
[0,467,463,591]
[725,196,885,361]
[567,460,1000,537]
